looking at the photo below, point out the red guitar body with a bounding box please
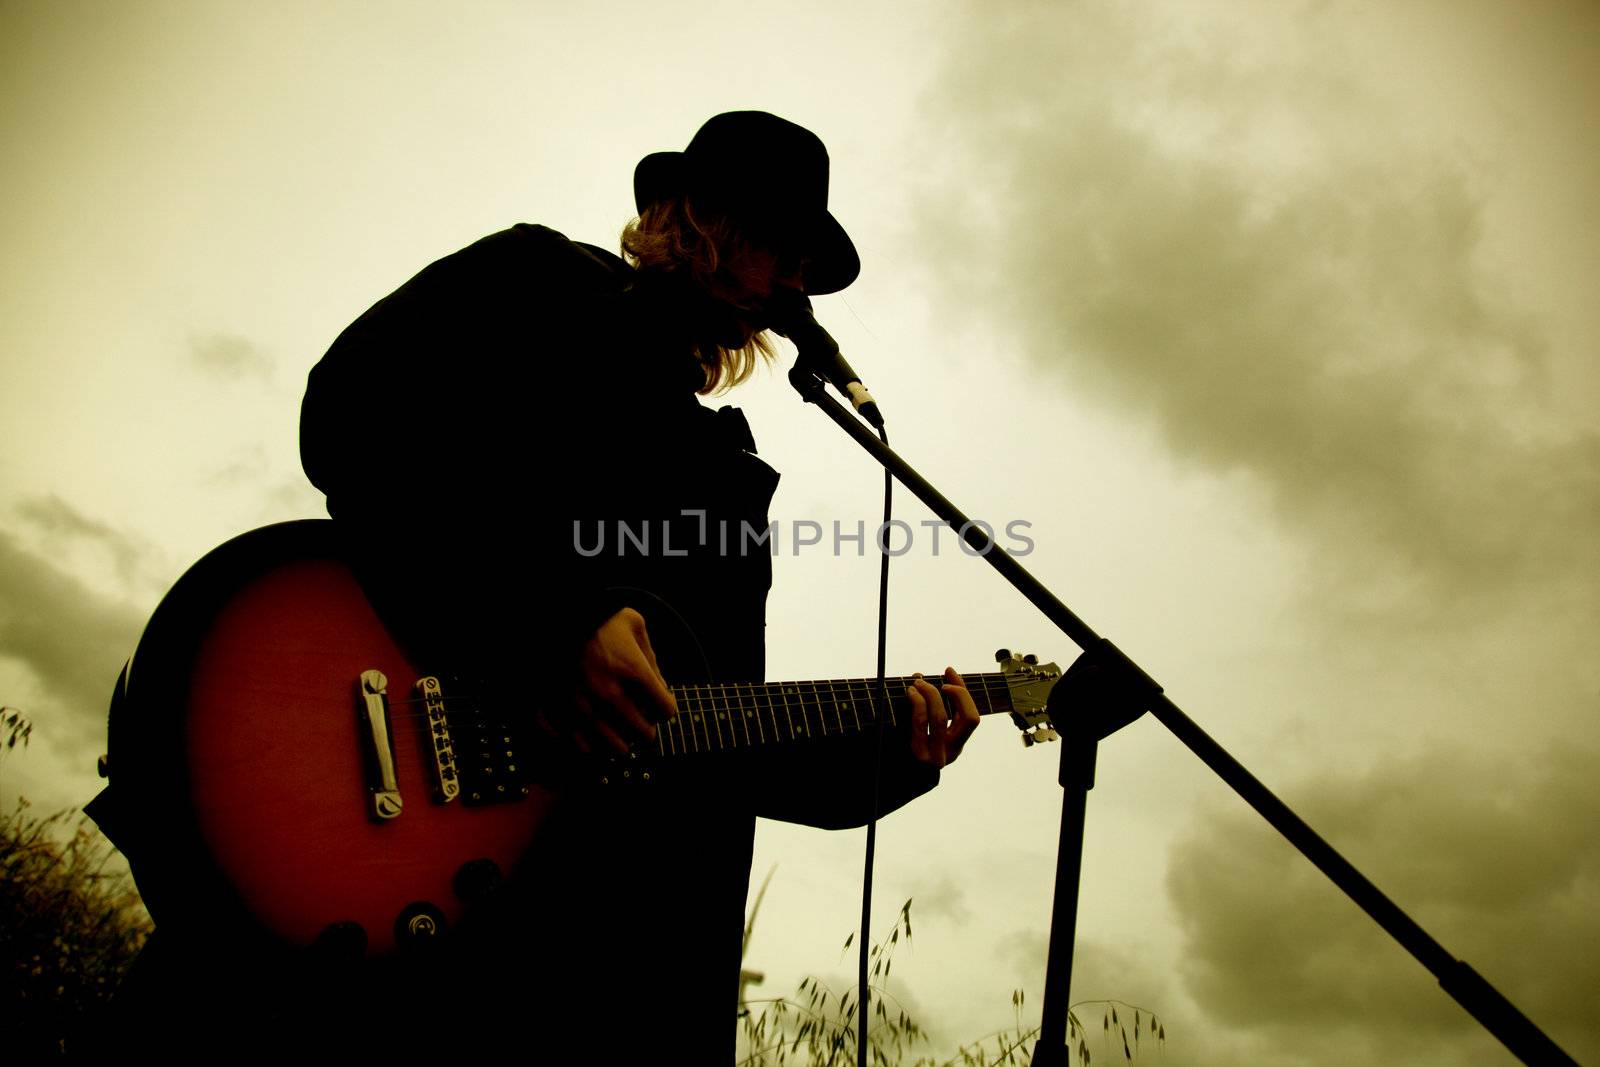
[93,520,1055,962]
[101,521,549,958]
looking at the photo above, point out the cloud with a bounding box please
[0,523,145,751]
[264,477,328,519]
[202,444,272,488]
[0,500,158,804]
[1165,743,1600,1064]
[13,495,161,590]
[914,0,1600,621]
[189,331,274,380]
[989,929,1229,1065]
[905,871,972,926]
[200,450,327,523]
[908,13,1600,1060]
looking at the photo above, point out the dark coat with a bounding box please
[286,224,939,1058]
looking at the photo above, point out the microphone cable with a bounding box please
[768,283,891,1064]
[857,422,892,1067]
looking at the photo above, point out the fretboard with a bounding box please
[654,672,1016,758]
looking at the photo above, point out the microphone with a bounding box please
[765,287,884,428]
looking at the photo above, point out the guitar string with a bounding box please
[371,673,1025,759]
[373,672,1018,721]
[285,669,1046,799]
[375,671,1019,705]
[377,675,1028,764]
[376,683,1000,719]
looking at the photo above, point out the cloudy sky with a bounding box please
[2,1,1594,1063]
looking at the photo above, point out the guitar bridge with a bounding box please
[415,676,459,802]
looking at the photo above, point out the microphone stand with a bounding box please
[787,364,1577,1067]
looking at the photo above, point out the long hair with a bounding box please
[620,198,779,394]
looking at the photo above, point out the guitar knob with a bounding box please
[995,648,1011,663]
[454,858,504,903]
[394,902,447,951]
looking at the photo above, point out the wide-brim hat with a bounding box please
[633,111,860,295]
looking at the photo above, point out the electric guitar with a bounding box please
[90,520,1063,959]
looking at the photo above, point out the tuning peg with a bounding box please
[1023,653,1038,665]
[995,648,1012,663]
[1020,725,1059,747]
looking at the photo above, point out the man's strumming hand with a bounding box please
[549,607,678,755]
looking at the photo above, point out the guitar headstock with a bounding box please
[996,648,1063,747]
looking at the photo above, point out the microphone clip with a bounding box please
[766,287,884,429]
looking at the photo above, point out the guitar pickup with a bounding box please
[415,676,459,802]
[359,670,403,820]
[446,687,532,807]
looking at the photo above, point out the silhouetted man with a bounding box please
[115,111,981,1060]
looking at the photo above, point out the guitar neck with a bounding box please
[654,672,1017,758]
